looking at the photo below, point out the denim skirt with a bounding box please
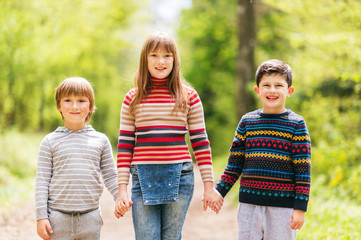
[130,162,194,240]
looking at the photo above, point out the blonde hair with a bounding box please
[129,32,189,115]
[55,77,95,123]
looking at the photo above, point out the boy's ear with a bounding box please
[287,86,295,97]
[254,86,260,96]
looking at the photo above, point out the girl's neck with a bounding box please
[151,77,168,86]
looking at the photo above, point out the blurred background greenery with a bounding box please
[1,0,360,238]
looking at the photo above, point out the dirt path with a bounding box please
[0,168,237,240]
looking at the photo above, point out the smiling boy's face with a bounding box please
[254,74,294,114]
[58,94,91,131]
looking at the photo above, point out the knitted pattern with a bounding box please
[117,78,213,184]
[216,109,311,211]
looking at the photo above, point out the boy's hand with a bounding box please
[202,181,224,214]
[114,193,133,218]
[37,218,53,240]
[291,209,305,230]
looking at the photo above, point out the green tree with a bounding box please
[0,0,139,142]
[178,0,239,156]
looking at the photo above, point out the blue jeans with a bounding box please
[131,162,194,240]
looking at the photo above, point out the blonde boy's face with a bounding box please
[254,74,294,114]
[58,95,91,131]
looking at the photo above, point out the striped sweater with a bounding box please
[216,109,311,212]
[117,78,213,184]
[35,125,118,220]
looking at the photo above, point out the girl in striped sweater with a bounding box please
[114,32,223,239]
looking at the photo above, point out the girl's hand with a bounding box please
[202,181,224,214]
[114,184,133,218]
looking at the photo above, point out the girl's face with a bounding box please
[147,47,174,79]
[58,95,91,131]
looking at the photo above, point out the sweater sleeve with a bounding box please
[117,90,136,185]
[100,135,119,201]
[292,119,311,211]
[187,89,214,182]
[216,119,246,197]
[35,136,52,220]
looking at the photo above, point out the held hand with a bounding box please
[291,209,305,230]
[202,182,224,214]
[37,219,53,240]
[114,187,133,218]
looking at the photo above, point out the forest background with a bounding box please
[1,0,361,239]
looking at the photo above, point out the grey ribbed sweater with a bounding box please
[35,125,118,220]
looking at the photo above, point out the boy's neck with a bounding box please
[64,122,86,132]
[261,108,287,114]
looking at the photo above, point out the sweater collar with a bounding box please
[151,77,168,86]
[257,109,291,118]
[55,125,94,133]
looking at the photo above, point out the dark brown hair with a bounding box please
[255,59,293,87]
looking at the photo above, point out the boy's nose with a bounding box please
[72,101,78,108]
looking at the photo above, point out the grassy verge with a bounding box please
[0,130,44,208]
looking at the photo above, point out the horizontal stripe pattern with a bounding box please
[35,126,118,220]
[117,79,213,184]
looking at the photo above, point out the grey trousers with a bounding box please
[48,208,103,240]
[237,203,297,240]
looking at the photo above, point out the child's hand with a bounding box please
[291,209,305,230]
[114,191,133,218]
[202,182,224,214]
[37,218,53,240]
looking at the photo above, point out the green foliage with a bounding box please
[297,180,361,240]
[0,131,43,206]
[178,0,239,156]
[0,0,139,143]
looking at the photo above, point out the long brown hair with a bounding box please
[129,32,189,116]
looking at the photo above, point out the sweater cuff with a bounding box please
[293,199,308,212]
[215,184,230,198]
[36,208,49,221]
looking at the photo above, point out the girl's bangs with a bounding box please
[149,37,175,53]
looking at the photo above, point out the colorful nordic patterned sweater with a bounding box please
[216,109,311,212]
[117,78,213,184]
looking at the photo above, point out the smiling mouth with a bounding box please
[267,96,278,100]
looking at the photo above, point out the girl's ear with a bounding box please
[287,86,295,97]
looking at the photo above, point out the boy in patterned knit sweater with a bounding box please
[215,59,311,240]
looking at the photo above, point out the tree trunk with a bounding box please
[236,0,256,116]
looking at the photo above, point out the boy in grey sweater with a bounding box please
[35,77,118,240]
